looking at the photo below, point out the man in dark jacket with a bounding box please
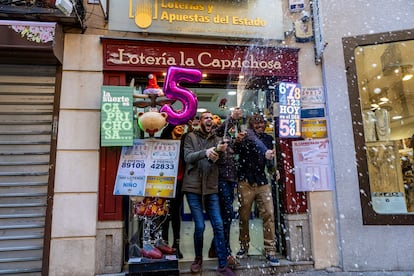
[234,113,280,267]
[182,111,235,276]
[208,108,243,268]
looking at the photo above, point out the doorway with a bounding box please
[124,71,286,259]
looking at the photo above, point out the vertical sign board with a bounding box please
[100,86,134,146]
[113,139,181,198]
[113,139,147,196]
[278,82,301,138]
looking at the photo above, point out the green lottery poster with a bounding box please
[100,86,134,146]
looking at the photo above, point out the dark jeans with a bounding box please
[218,180,236,256]
[186,192,227,268]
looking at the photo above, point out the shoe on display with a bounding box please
[155,239,176,255]
[190,256,203,273]
[235,248,248,259]
[266,255,280,266]
[141,243,163,259]
[227,255,240,267]
[217,266,235,276]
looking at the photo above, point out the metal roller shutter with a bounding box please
[0,65,56,275]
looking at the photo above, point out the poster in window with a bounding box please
[292,138,333,191]
[113,139,180,198]
[366,141,407,213]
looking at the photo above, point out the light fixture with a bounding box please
[55,0,74,16]
[402,74,412,81]
[401,65,413,81]
[402,71,413,81]
[373,87,381,94]
[197,108,207,113]
[202,73,207,78]
[392,115,402,120]
[379,96,389,102]
[227,91,237,95]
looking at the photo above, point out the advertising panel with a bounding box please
[292,138,333,191]
[278,82,301,138]
[100,86,134,146]
[109,0,284,40]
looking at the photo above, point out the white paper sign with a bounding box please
[301,86,325,105]
[292,138,333,191]
[372,192,408,214]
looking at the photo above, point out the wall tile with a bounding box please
[51,193,97,237]
[55,151,99,193]
[57,110,100,150]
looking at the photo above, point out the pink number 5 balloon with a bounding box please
[160,66,202,125]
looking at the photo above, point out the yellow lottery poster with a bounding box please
[144,140,181,198]
[301,119,327,139]
[145,176,176,198]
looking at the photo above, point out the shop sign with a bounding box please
[301,107,325,118]
[100,86,134,146]
[101,38,299,78]
[371,192,407,214]
[301,86,325,104]
[0,20,63,63]
[109,0,284,40]
[113,139,181,198]
[292,138,334,192]
[301,119,327,139]
[278,82,301,138]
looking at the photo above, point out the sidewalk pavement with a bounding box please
[280,272,414,276]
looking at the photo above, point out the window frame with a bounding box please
[343,29,414,225]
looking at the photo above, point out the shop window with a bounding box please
[343,30,414,224]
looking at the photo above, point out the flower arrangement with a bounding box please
[10,24,55,43]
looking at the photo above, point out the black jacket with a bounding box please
[234,130,274,185]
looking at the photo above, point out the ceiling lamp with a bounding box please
[402,66,413,81]
[402,72,413,81]
[373,87,381,94]
[56,0,73,16]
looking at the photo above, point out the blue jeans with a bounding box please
[186,192,227,268]
[218,180,236,256]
